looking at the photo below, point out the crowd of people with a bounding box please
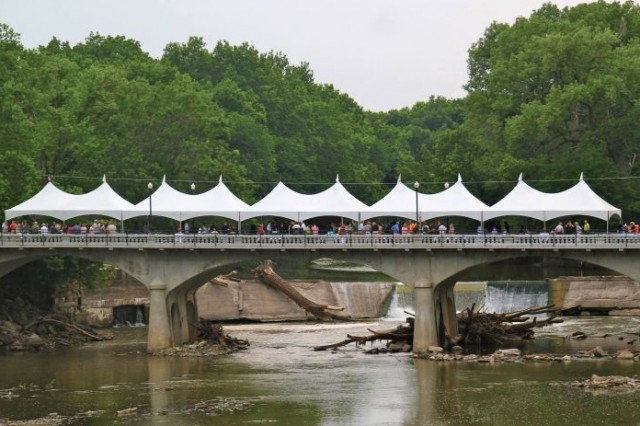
[2,219,118,235]
[245,220,455,236]
[550,219,591,235]
[3,217,637,237]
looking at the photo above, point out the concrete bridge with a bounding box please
[1,232,639,353]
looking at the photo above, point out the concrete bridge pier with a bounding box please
[436,283,459,346]
[185,288,199,343]
[166,286,201,347]
[413,280,438,353]
[169,295,184,347]
[148,279,172,351]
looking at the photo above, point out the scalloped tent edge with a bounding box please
[484,174,621,222]
[4,180,133,222]
[239,177,368,222]
[4,174,622,225]
[361,175,489,222]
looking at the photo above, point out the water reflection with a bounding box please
[414,360,464,425]
[1,319,640,425]
[147,357,171,416]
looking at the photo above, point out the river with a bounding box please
[1,308,640,425]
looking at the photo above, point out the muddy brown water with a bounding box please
[1,315,640,425]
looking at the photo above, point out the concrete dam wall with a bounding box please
[197,280,395,321]
[78,275,395,327]
[549,276,640,315]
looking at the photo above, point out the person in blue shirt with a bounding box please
[391,221,400,234]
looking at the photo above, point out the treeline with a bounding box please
[1,1,640,220]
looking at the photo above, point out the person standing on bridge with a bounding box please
[583,219,591,233]
[553,221,564,234]
[391,221,400,234]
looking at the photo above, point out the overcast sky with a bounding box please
[2,1,604,111]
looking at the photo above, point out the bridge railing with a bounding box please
[1,232,640,249]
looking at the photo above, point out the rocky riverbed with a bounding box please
[412,346,640,362]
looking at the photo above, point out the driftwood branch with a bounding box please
[24,317,109,341]
[252,260,351,321]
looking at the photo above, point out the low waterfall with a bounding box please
[384,284,414,320]
[113,305,147,327]
[456,281,549,314]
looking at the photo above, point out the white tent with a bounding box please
[191,176,249,221]
[240,176,368,222]
[124,177,190,221]
[240,182,310,222]
[5,177,134,221]
[555,174,621,221]
[361,177,419,221]
[124,176,250,222]
[419,174,489,221]
[361,175,488,222]
[5,181,80,221]
[484,173,621,222]
[63,177,135,221]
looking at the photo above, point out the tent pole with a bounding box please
[238,212,241,235]
[607,212,610,234]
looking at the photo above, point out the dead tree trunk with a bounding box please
[252,260,351,321]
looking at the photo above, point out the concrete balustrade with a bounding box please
[2,232,640,250]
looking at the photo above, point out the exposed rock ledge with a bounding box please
[412,346,640,362]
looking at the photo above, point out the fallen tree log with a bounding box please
[252,260,351,321]
[314,322,413,350]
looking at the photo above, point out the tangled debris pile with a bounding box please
[155,321,249,357]
[314,304,560,353]
[446,303,561,347]
[0,296,111,351]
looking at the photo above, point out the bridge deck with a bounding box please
[1,233,639,250]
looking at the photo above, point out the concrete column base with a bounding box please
[413,280,438,353]
[147,282,172,351]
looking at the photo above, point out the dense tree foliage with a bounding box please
[1,1,639,221]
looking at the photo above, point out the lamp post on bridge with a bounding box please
[444,181,450,230]
[413,181,420,233]
[190,182,196,234]
[147,182,153,234]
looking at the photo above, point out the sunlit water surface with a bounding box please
[1,313,640,426]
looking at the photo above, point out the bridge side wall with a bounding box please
[2,246,640,350]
